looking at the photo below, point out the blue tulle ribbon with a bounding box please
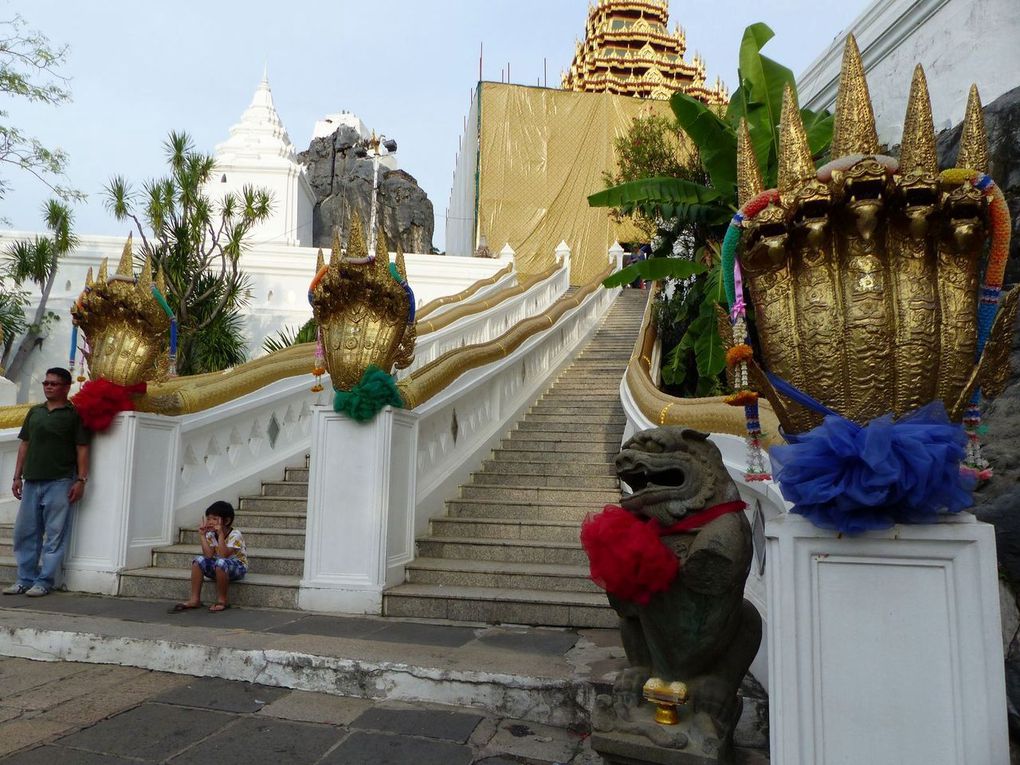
[770,401,975,534]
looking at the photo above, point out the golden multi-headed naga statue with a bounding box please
[309,214,416,391]
[735,36,1016,437]
[71,235,171,386]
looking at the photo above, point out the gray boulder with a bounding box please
[297,127,435,253]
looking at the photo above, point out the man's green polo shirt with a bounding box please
[18,403,91,480]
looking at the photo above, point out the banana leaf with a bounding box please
[602,257,707,289]
[669,93,737,197]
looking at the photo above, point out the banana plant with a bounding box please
[590,22,834,395]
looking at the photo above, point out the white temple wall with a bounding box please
[0,231,510,402]
[445,87,481,257]
[797,0,1020,146]
[203,165,316,248]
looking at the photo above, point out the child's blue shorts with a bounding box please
[193,555,247,581]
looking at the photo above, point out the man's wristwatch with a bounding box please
[75,477,87,484]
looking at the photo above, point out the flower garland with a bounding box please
[940,169,1010,480]
[723,167,1009,483]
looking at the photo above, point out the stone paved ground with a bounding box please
[0,657,602,764]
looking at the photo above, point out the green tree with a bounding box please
[104,131,273,375]
[0,14,83,207]
[261,317,316,355]
[0,199,77,379]
[590,23,834,396]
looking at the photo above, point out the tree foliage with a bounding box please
[590,22,834,397]
[104,131,273,375]
[0,199,77,378]
[0,15,83,207]
[261,317,316,355]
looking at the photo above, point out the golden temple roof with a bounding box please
[562,0,727,104]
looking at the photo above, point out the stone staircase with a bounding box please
[3,289,648,624]
[384,289,647,627]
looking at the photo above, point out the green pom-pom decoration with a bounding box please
[333,365,404,422]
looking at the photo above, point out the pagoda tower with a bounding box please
[562,0,727,104]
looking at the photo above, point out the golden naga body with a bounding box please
[309,214,415,391]
[737,36,1016,435]
[71,235,170,386]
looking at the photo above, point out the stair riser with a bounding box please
[0,542,11,557]
[480,460,617,477]
[284,468,309,482]
[231,512,306,530]
[261,483,309,498]
[469,472,619,489]
[528,405,623,416]
[519,414,627,426]
[500,441,619,455]
[180,529,306,550]
[119,574,298,609]
[406,566,602,594]
[506,430,622,444]
[383,594,616,629]
[459,485,617,503]
[431,519,582,543]
[239,498,308,513]
[491,449,615,464]
[416,540,587,566]
[448,503,592,522]
[152,550,303,577]
[515,421,625,434]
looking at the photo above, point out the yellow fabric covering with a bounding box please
[476,83,676,285]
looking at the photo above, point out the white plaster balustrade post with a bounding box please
[0,378,15,406]
[608,241,625,272]
[299,405,418,614]
[64,412,180,594]
[766,513,1008,764]
[499,243,515,262]
[555,240,571,277]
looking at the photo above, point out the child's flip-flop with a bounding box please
[169,602,202,613]
[208,603,230,612]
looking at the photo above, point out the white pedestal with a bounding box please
[766,513,1008,765]
[64,412,180,594]
[298,406,418,614]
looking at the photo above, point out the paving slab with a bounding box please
[153,677,289,713]
[372,621,477,648]
[267,614,390,639]
[352,705,484,743]
[1,744,139,764]
[478,627,578,656]
[53,703,234,761]
[483,718,585,763]
[258,691,374,726]
[166,716,343,765]
[321,729,474,765]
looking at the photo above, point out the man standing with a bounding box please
[4,367,90,597]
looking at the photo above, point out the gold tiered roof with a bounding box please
[562,0,727,103]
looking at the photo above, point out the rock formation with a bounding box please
[297,125,435,254]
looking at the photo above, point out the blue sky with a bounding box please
[3,0,867,249]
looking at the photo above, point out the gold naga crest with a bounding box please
[735,36,1016,436]
[309,214,415,391]
[71,234,171,386]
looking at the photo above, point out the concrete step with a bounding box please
[238,496,308,513]
[180,527,306,550]
[260,481,309,498]
[479,459,617,477]
[499,438,618,455]
[404,557,600,594]
[505,430,621,445]
[528,404,623,416]
[0,542,11,557]
[230,510,307,530]
[459,483,618,504]
[447,498,595,522]
[468,471,619,489]
[430,516,583,543]
[383,583,615,628]
[416,536,587,566]
[284,467,309,482]
[152,545,304,576]
[490,447,615,463]
[0,555,13,581]
[519,413,627,425]
[118,567,298,609]
[514,421,625,435]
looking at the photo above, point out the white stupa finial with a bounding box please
[262,61,269,84]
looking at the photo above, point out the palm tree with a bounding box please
[1,199,76,379]
[104,131,273,374]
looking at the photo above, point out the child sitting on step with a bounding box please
[171,500,248,613]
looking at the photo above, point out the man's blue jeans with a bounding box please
[13,478,76,591]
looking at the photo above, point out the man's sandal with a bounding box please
[208,603,230,612]
[168,602,202,613]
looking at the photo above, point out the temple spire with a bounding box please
[899,65,938,175]
[830,34,879,158]
[956,84,988,174]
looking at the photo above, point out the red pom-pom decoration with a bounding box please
[71,379,147,432]
[580,505,679,605]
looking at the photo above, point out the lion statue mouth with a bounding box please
[618,456,691,512]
